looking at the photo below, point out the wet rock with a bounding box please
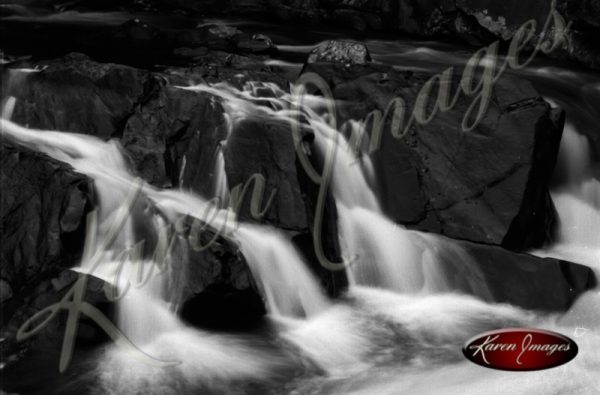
[148,0,234,14]
[3,53,155,140]
[306,40,371,66]
[236,34,275,54]
[0,279,13,303]
[180,285,265,329]
[172,219,266,329]
[303,62,562,250]
[224,116,309,230]
[256,0,599,69]
[331,9,368,31]
[564,0,600,28]
[0,270,117,392]
[114,18,164,42]
[175,23,243,51]
[459,241,597,311]
[0,141,92,313]
[173,46,209,59]
[121,84,229,190]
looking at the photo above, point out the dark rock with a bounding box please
[148,0,234,14]
[292,232,347,297]
[458,240,597,311]
[121,84,229,190]
[331,9,368,31]
[455,0,547,40]
[114,18,164,42]
[171,218,266,328]
[303,61,562,250]
[1,55,232,191]
[236,34,275,54]
[204,24,240,45]
[0,141,92,315]
[0,278,13,303]
[176,23,242,51]
[253,0,599,70]
[180,285,265,330]
[0,270,117,392]
[564,0,600,28]
[3,53,155,140]
[224,116,309,230]
[174,46,209,59]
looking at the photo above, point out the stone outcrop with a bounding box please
[303,60,563,250]
[4,53,156,140]
[306,41,372,66]
[460,240,597,311]
[0,42,595,338]
[173,224,266,329]
[224,116,309,230]
[2,54,312,231]
[0,142,91,313]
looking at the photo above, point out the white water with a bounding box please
[237,225,329,317]
[534,122,600,271]
[0,108,327,391]
[184,81,483,295]
[212,146,230,205]
[2,61,600,394]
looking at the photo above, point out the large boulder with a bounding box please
[302,60,563,250]
[307,40,372,66]
[121,84,229,190]
[3,53,156,140]
[0,141,91,317]
[173,222,266,329]
[460,241,597,311]
[224,116,309,230]
[398,233,596,311]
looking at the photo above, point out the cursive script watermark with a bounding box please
[468,333,572,366]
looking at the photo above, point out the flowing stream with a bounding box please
[1,35,599,394]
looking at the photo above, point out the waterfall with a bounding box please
[211,145,230,205]
[236,226,329,317]
[182,81,482,295]
[534,121,600,271]
[0,111,328,322]
[296,90,484,294]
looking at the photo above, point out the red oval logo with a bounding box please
[463,328,578,371]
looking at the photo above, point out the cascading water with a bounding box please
[211,146,230,205]
[531,118,600,271]
[0,102,325,391]
[3,38,600,393]
[184,81,485,295]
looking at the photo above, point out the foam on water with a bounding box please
[534,122,600,271]
[2,58,600,393]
